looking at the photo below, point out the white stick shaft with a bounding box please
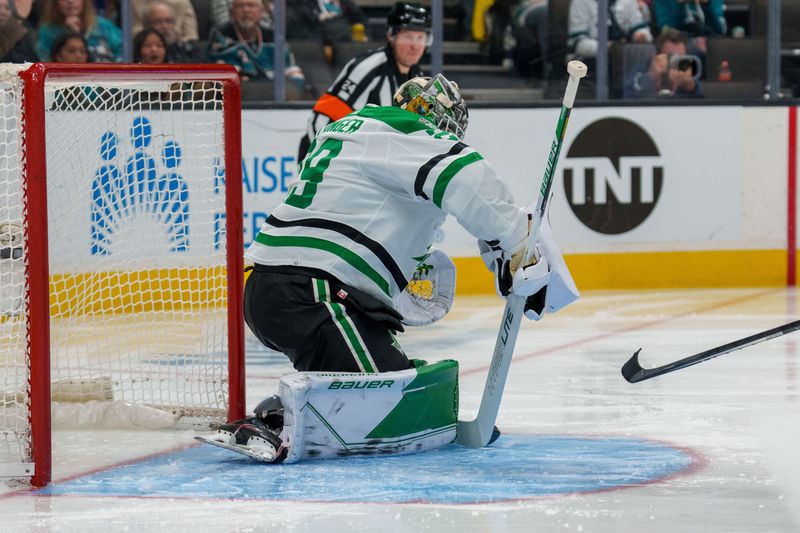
[455,61,587,448]
[456,295,525,446]
[563,76,581,109]
[564,60,588,108]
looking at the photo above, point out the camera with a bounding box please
[668,54,703,80]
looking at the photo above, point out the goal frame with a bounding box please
[14,63,245,487]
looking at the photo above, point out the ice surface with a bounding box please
[1,288,799,532]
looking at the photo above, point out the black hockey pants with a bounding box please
[244,265,411,373]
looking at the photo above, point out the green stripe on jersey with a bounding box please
[329,302,376,373]
[354,106,436,135]
[432,152,485,208]
[314,278,329,302]
[310,280,377,374]
[255,233,391,297]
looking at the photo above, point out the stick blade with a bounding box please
[455,419,489,448]
[621,349,646,383]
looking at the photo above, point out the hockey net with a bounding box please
[0,64,244,486]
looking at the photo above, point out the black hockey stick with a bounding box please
[622,318,800,383]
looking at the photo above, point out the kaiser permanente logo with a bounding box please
[90,116,190,255]
[562,117,664,235]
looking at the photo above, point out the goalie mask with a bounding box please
[394,74,469,140]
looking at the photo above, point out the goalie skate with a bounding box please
[194,418,287,463]
[194,435,280,463]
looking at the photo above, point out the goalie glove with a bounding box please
[478,238,513,297]
[478,217,579,320]
[479,239,550,320]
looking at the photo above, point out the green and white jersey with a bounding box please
[246,105,527,307]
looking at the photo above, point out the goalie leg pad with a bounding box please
[279,359,459,462]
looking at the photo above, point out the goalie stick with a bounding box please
[622,318,800,383]
[455,61,588,448]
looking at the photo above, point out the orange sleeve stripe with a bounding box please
[312,93,354,122]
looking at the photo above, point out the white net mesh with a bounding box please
[0,65,30,477]
[0,65,236,482]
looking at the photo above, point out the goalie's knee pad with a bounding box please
[278,359,459,462]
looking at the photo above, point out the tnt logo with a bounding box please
[562,118,664,235]
[90,117,189,255]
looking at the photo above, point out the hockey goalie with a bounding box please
[196,74,578,463]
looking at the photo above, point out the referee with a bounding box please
[297,2,432,162]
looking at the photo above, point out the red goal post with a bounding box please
[0,63,245,487]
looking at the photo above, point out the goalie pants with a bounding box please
[244,265,411,373]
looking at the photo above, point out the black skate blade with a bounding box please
[194,435,278,463]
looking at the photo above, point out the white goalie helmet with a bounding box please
[394,74,469,140]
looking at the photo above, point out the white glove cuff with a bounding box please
[511,255,550,298]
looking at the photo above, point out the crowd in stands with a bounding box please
[0,0,796,100]
[563,0,729,98]
[0,0,370,89]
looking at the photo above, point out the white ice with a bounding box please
[1,287,799,532]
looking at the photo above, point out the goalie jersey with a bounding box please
[246,105,527,307]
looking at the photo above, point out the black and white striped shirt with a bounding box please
[298,45,423,161]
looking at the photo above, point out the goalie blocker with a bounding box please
[197,359,459,462]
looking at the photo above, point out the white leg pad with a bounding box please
[279,360,459,463]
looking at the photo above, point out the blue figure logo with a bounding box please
[155,140,189,251]
[90,117,189,255]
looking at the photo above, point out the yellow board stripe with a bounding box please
[451,250,789,293]
[38,249,790,318]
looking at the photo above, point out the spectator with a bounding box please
[0,0,38,62]
[36,0,122,61]
[50,29,89,61]
[132,0,198,42]
[293,0,369,63]
[512,0,549,77]
[297,2,431,161]
[485,0,515,65]
[638,0,653,24]
[212,0,343,40]
[133,28,205,106]
[568,0,653,61]
[93,0,119,23]
[211,0,270,29]
[653,0,726,37]
[206,0,305,84]
[49,30,99,108]
[627,28,702,98]
[133,28,168,63]
[143,1,196,62]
